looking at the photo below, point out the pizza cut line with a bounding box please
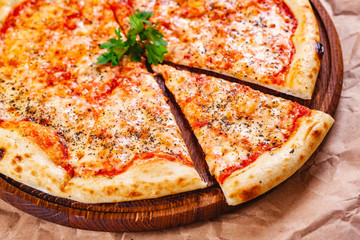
[0,0,334,206]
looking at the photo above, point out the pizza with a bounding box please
[114,0,322,99]
[153,64,333,205]
[0,0,334,207]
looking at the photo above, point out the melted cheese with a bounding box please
[74,60,193,177]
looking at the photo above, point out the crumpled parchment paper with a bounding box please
[1,0,359,239]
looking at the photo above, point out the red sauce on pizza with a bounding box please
[93,78,122,104]
[63,164,75,177]
[269,0,297,84]
[64,12,83,31]
[44,66,72,86]
[92,152,193,177]
[108,0,133,25]
[284,103,312,139]
[0,0,42,39]
[125,0,134,8]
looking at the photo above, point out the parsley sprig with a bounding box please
[95,10,167,66]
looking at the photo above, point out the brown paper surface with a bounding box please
[1,0,359,239]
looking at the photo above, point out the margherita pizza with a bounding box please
[0,0,334,207]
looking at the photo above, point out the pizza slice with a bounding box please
[114,0,322,99]
[153,64,334,206]
[63,58,207,203]
[0,0,206,202]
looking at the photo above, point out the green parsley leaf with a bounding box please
[95,34,129,66]
[145,43,167,65]
[99,42,114,49]
[128,43,144,63]
[95,10,167,66]
[145,27,167,46]
[127,14,144,37]
[135,10,152,26]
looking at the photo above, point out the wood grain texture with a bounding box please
[0,0,343,232]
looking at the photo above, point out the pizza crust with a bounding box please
[0,124,207,203]
[221,110,334,205]
[64,158,207,203]
[0,128,70,197]
[281,0,321,99]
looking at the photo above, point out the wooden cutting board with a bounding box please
[0,0,343,232]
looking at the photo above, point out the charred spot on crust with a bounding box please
[15,166,22,173]
[231,184,261,202]
[104,186,119,195]
[129,191,143,197]
[177,177,185,184]
[241,185,261,202]
[312,130,322,138]
[14,155,22,162]
[315,42,324,58]
[0,148,5,161]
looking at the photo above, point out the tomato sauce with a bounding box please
[270,0,298,84]
[93,152,193,177]
[0,0,42,39]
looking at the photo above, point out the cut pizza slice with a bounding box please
[114,0,322,99]
[0,0,206,203]
[153,64,334,206]
[63,58,207,203]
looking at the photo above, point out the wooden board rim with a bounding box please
[0,0,343,232]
